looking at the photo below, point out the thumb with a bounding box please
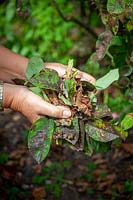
[37,101,72,119]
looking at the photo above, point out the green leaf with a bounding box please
[29,69,60,91]
[95,69,119,90]
[121,113,133,130]
[28,118,55,163]
[58,94,72,106]
[29,87,44,98]
[6,1,15,22]
[63,79,76,100]
[26,56,44,80]
[0,152,9,164]
[107,0,125,14]
[29,87,50,102]
[66,59,74,78]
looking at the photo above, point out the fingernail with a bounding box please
[63,110,71,118]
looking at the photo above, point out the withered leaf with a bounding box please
[96,30,113,60]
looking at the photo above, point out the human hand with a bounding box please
[3,83,72,123]
[44,62,96,84]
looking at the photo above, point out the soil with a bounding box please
[0,110,133,200]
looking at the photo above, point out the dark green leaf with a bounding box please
[95,69,119,90]
[26,56,44,80]
[28,118,55,163]
[82,81,96,92]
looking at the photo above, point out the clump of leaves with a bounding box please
[18,56,130,164]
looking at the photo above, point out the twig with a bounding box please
[52,0,98,39]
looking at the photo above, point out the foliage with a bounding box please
[0,152,9,164]
[24,57,128,163]
[0,0,132,163]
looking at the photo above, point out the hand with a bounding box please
[3,83,72,123]
[44,62,96,84]
[2,62,96,123]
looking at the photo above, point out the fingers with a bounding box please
[20,90,72,123]
[44,62,96,84]
[76,71,96,84]
[37,101,71,119]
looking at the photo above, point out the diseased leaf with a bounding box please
[29,69,60,91]
[28,118,55,163]
[93,105,112,119]
[95,69,119,90]
[121,113,133,130]
[96,30,113,60]
[54,117,79,145]
[26,56,44,80]
[85,119,120,142]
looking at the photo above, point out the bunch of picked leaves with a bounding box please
[19,56,130,164]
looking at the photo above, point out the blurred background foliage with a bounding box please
[0,0,133,117]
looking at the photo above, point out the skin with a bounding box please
[0,45,96,123]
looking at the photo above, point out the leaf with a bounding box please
[107,0,125,14]
[26,56,44,80]
[110,36,123,46]
[29,69,60,91]
[66,59,73,78]
[29,87,44,98]
[93,105,112,119]
[6,1,15,22]
[95,69,119,90]
[121,113,133,130]
[28,118,55,163]
[54,117,79,145]
[114,125,128,140]
[63,79,76,100]
[82,81,96,92]
[85,120,120,142]
[58,94,72,106]
[96,30,113,60]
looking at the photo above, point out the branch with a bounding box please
[52,0,98,39]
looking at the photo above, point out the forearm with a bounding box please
[0,45,28,81]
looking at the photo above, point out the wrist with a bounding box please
[3,83,23,110]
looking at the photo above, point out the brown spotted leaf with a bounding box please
[28,118,55,164]
[96,30,113,60]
